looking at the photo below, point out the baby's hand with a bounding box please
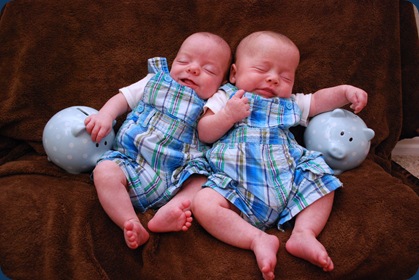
[223,90,250,123]
[346,86,368,114]
[84,112,113,143]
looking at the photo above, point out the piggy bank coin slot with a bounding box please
[77,107,89,116]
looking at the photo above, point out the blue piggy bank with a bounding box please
[42,106,115,174]
[304,109,374,175]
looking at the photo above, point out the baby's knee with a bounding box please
[191,188,214,213]
[192,188,230,213]
[191,189,205,212]
[93,160,124,184]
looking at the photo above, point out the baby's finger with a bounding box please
[96,128,110,143]
[84,116,91,126]
[234,89,246,99]
[90,126,101,142]
[85,121,94,134]
[351,103,361,114]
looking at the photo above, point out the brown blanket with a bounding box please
[1,0,418,279]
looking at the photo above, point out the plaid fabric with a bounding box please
[147,56,170,74]
[205,84,342,230]
[143,57,205,127]
[220,83,302,130]
[99,57,211,211]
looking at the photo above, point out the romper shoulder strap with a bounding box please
[147,57,170,74]
[219,83,238,98]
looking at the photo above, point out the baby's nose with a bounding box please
[187,65,200,75]
[266,76,279,85]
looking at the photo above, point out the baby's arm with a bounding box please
[85,93,130,143]
[198,90,250,144]
[308,85,368,117]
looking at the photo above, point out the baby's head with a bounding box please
[230,31,300,98]
[170,32,232,100]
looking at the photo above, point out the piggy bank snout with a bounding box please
[329,145,346,159]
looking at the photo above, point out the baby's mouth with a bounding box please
[256,88,276,98]
[180,78,197,87]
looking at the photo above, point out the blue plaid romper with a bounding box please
[205,84,342,230]
[99,57,211,211]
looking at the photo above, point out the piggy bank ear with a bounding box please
[364,128,375,140]
[71,124,86,137]
[331,108,346,118]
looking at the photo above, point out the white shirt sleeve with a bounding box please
[119,73,154,109]
[293,93,312,127]
[203,89,228,114]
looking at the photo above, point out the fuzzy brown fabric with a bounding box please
[1,1,418,279]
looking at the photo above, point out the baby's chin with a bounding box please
[253,88,288,99]
[177,81,208,98]
[259,91,293,99]
[177,79,201,94]
[255,90,276,99]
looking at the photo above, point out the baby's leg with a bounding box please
[93,161,149,249]
[148,175,207,232]
[192,188,279,280]
[285,192,335,271]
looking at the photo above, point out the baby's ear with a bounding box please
[71,124,86,137]
[229,64,237,83]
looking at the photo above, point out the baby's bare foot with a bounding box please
[285,231,334,271]
[251,233,280,280]
[123,219,149,249]
[148,200,193,232]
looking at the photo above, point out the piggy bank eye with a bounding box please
[104,141,108,146]
[340,131,345,136]
[349,137,353,142]
[96,143,99,148]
